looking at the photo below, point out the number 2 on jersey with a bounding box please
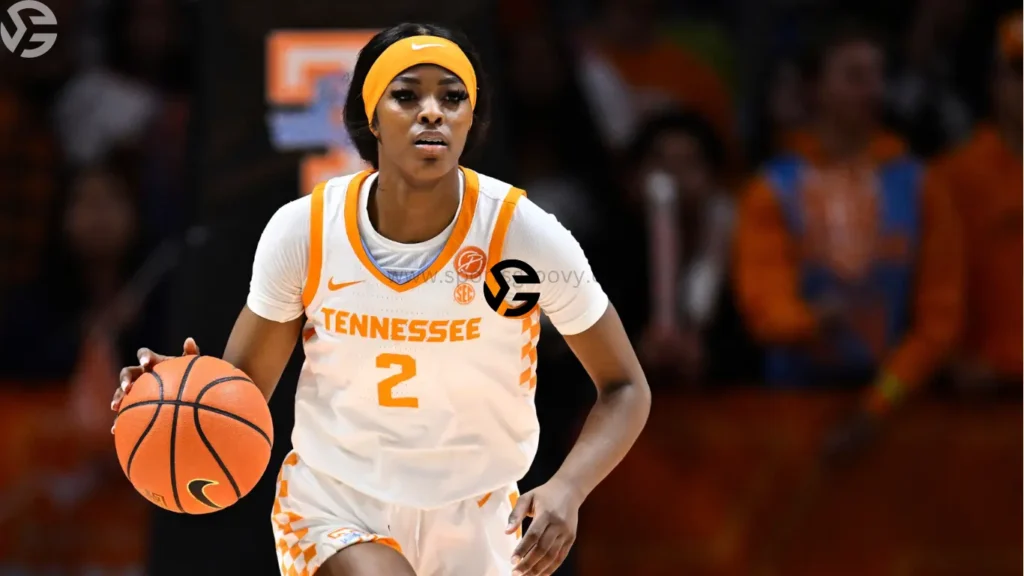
[377,353,418,408]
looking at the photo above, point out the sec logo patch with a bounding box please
[453,282,475,305]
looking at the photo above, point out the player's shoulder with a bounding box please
[473,175,574,261]
[468,167,524,202]
[471,169,520,202]
[469,169,549,221]
[321,171,366,199]
[265,174,353,234]
[269,190,312,229]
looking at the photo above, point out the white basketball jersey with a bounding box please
[293,168,541,509]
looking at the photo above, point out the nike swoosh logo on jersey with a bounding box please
[328,278,363,291]
[411,43,443,50]
[187,479,221,509]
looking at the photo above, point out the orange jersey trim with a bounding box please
[486,187,529,318]
[344,167,481,292]
[486,187,526,267]
[301,182,327,308]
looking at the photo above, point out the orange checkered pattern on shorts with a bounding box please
[272,453,320,576]
[519,309,541,390]
[271,452,404,575]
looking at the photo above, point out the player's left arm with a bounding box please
[504,200,651,576]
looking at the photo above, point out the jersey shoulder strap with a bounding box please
[468,168,528,265]
[302,181,328,308]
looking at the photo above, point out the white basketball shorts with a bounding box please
[271,451,522,576]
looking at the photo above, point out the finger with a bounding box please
[546,540,574,575]
[183,337,200,356]
[119,366,143,393]
[506,492,534,535]
[515,525,563,576]
[526,549,561,576]
[516,527,562,576]
[137,348,166,371]
[137,348,155,370]
[511,513,545,566]
[111,387,125,412]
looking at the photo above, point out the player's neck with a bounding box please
[370,168,461,244]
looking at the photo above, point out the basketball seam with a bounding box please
[118,397,270,445]
[169,356,200,513]
[192,376,250,500]
[125,370,165,479]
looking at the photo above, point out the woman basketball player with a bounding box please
[112,23,651,576]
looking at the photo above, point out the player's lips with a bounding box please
[413,130,449,155]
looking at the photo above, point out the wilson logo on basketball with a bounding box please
[453,282,475,305]
[454,246,486,280]
[143,489,167,508]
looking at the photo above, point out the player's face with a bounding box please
[374,64,473,183]
[818,41,885,130]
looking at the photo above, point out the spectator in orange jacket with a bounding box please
[939,12,1022,390]
[733,20,963,457]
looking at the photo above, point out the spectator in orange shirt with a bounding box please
[940,12,1022,389]
[733,20,963,457]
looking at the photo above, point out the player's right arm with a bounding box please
[112,196,311,417]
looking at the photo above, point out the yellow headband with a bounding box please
[362,35,478,122]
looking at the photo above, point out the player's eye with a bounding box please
[444,89,469,104]
[390,89,417,102]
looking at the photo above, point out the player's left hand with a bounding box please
[506,478,582,576]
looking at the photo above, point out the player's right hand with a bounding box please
[111,338,201,431]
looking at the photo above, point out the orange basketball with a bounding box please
[114,355,273,514]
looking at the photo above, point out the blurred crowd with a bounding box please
[0,0,1019,574]
[0,0,190,572]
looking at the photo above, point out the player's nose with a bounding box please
[417,97,444,126]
